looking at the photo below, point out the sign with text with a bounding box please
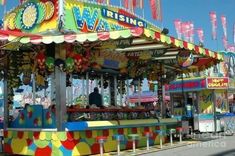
[207,78,229,89]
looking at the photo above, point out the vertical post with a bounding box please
[101,74,104,105]
[3,77,8,129]
[213,89,217,132]
[114,76,117,106]
[32,73,36,104]
[70,73,73,105]
[146,136,149,150]
[55,44,67,131]
[117,140,120,155]
[159,136,162,149]
[126,80,130,106]
[120,80,122,106]
[82,76,85,105]
[170,93,174,116]
[138,79,141,106]
[86,72,89,105]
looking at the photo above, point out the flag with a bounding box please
[0,0,6,5]
[137,0,144,9]
[233,24,235,45]
[123,0,129,9]
[150,0,157,19]
[189,22,194,43]
[97,0,104,3]
[197,28,204,43]
[156,0,162,21]
[174,19,182,39]
[221,15,227,40]
[209,11,217,40]
[222,36,228,50]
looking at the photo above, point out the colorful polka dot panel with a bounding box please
[4,126,168,155]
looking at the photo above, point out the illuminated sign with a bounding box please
[207,78,229,89]
[101,8,146,28]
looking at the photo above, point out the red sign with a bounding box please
[207,78,229,89]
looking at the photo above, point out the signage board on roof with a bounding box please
[207,77,229,89]
[4,0,58,33]
[64,0,159,33]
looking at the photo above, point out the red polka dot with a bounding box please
[85,130,92,138]
[102,129,109,137]
[35,146,52,156]
[26,139,33,146]
[33,132,40,140]
[118,128,124,134]
[4,131,8,138]
[131,127,137,134]
[144,127,150,132]
[4,144,12,154]
[17,131,24,139]
[61,139,78,150]
[91,143,100,154]
[66,132,74,140]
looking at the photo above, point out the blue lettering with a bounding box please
[73,7,98,31]
[96,19,110,32]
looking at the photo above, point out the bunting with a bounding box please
[123,0,129,9]
[174,19,182,39]
[197,28,204,44]
[150,0,157,19]
[221,15,227,40]
[0,0,6,5]
[209,11,217,40]
[137,0,144,9]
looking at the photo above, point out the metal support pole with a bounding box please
[86,72,89,104]
[70,73,73,105]
[138,79,141,106]
[126,80,130,106]
[55,44,67,131]
[114,76,117,106]
[120,80,122,106]
[82,76,85,105]
[101,74,104,105]
[213,89,217,132]
[32,73,36,104]
[3,78,8,129]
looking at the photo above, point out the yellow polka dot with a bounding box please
[72,142,91,156]
[23,132,28,139]
[51,140,62,148]
[52,132,58,140]
[74,132,80,140]
[104,140,117,152]
[11,138,28,155]
[39,132,46,140]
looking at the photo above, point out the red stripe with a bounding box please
[170,37,175,44]
[205,49,209,56]
[130,27,143,36]
[183,41,188,48]
[195,45,199,53]
[155,32,161,40]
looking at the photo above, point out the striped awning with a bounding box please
[0,27,223,60]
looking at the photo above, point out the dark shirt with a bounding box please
[89,91,103,107]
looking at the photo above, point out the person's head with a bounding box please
[94,87,99,93]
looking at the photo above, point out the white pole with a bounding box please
[120,80,122,106]
[138,79,141,106]
[160,136,162,149]
[117,140,120,155]
[133,139,136,153]
[147,137,149,150]
[101,74,104,105]
[82,76,85,105]
[114,76,117,106]
[126,80,129,106]
[32,73,36,104]
[86,72,89,104]
[70,73,73,105]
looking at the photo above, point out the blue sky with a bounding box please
[0,0,235,52]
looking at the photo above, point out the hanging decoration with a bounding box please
[123,0,129,9]
[45,57,55,73]
[197,28,204,44]
[209,11,217,40]
[65,57,75,73]
[174,19,182,39]
[221,15,227,40]
[233,24,235,45]
[222,36,228,50]
[177,50,194,68]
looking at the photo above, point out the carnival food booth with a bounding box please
[0,0,223,155]
[167,51,235,133]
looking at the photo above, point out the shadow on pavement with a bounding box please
[210,149,235,156]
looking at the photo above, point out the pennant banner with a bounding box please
[197,28,204,43]
[233,24,235,45]
[123,0,129,9]
[174,19,182,39]
[150,0,162,20]
[222,36,228,50]
[0,0,6,5]
[209,11,217,40]
[221,15,227,40]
